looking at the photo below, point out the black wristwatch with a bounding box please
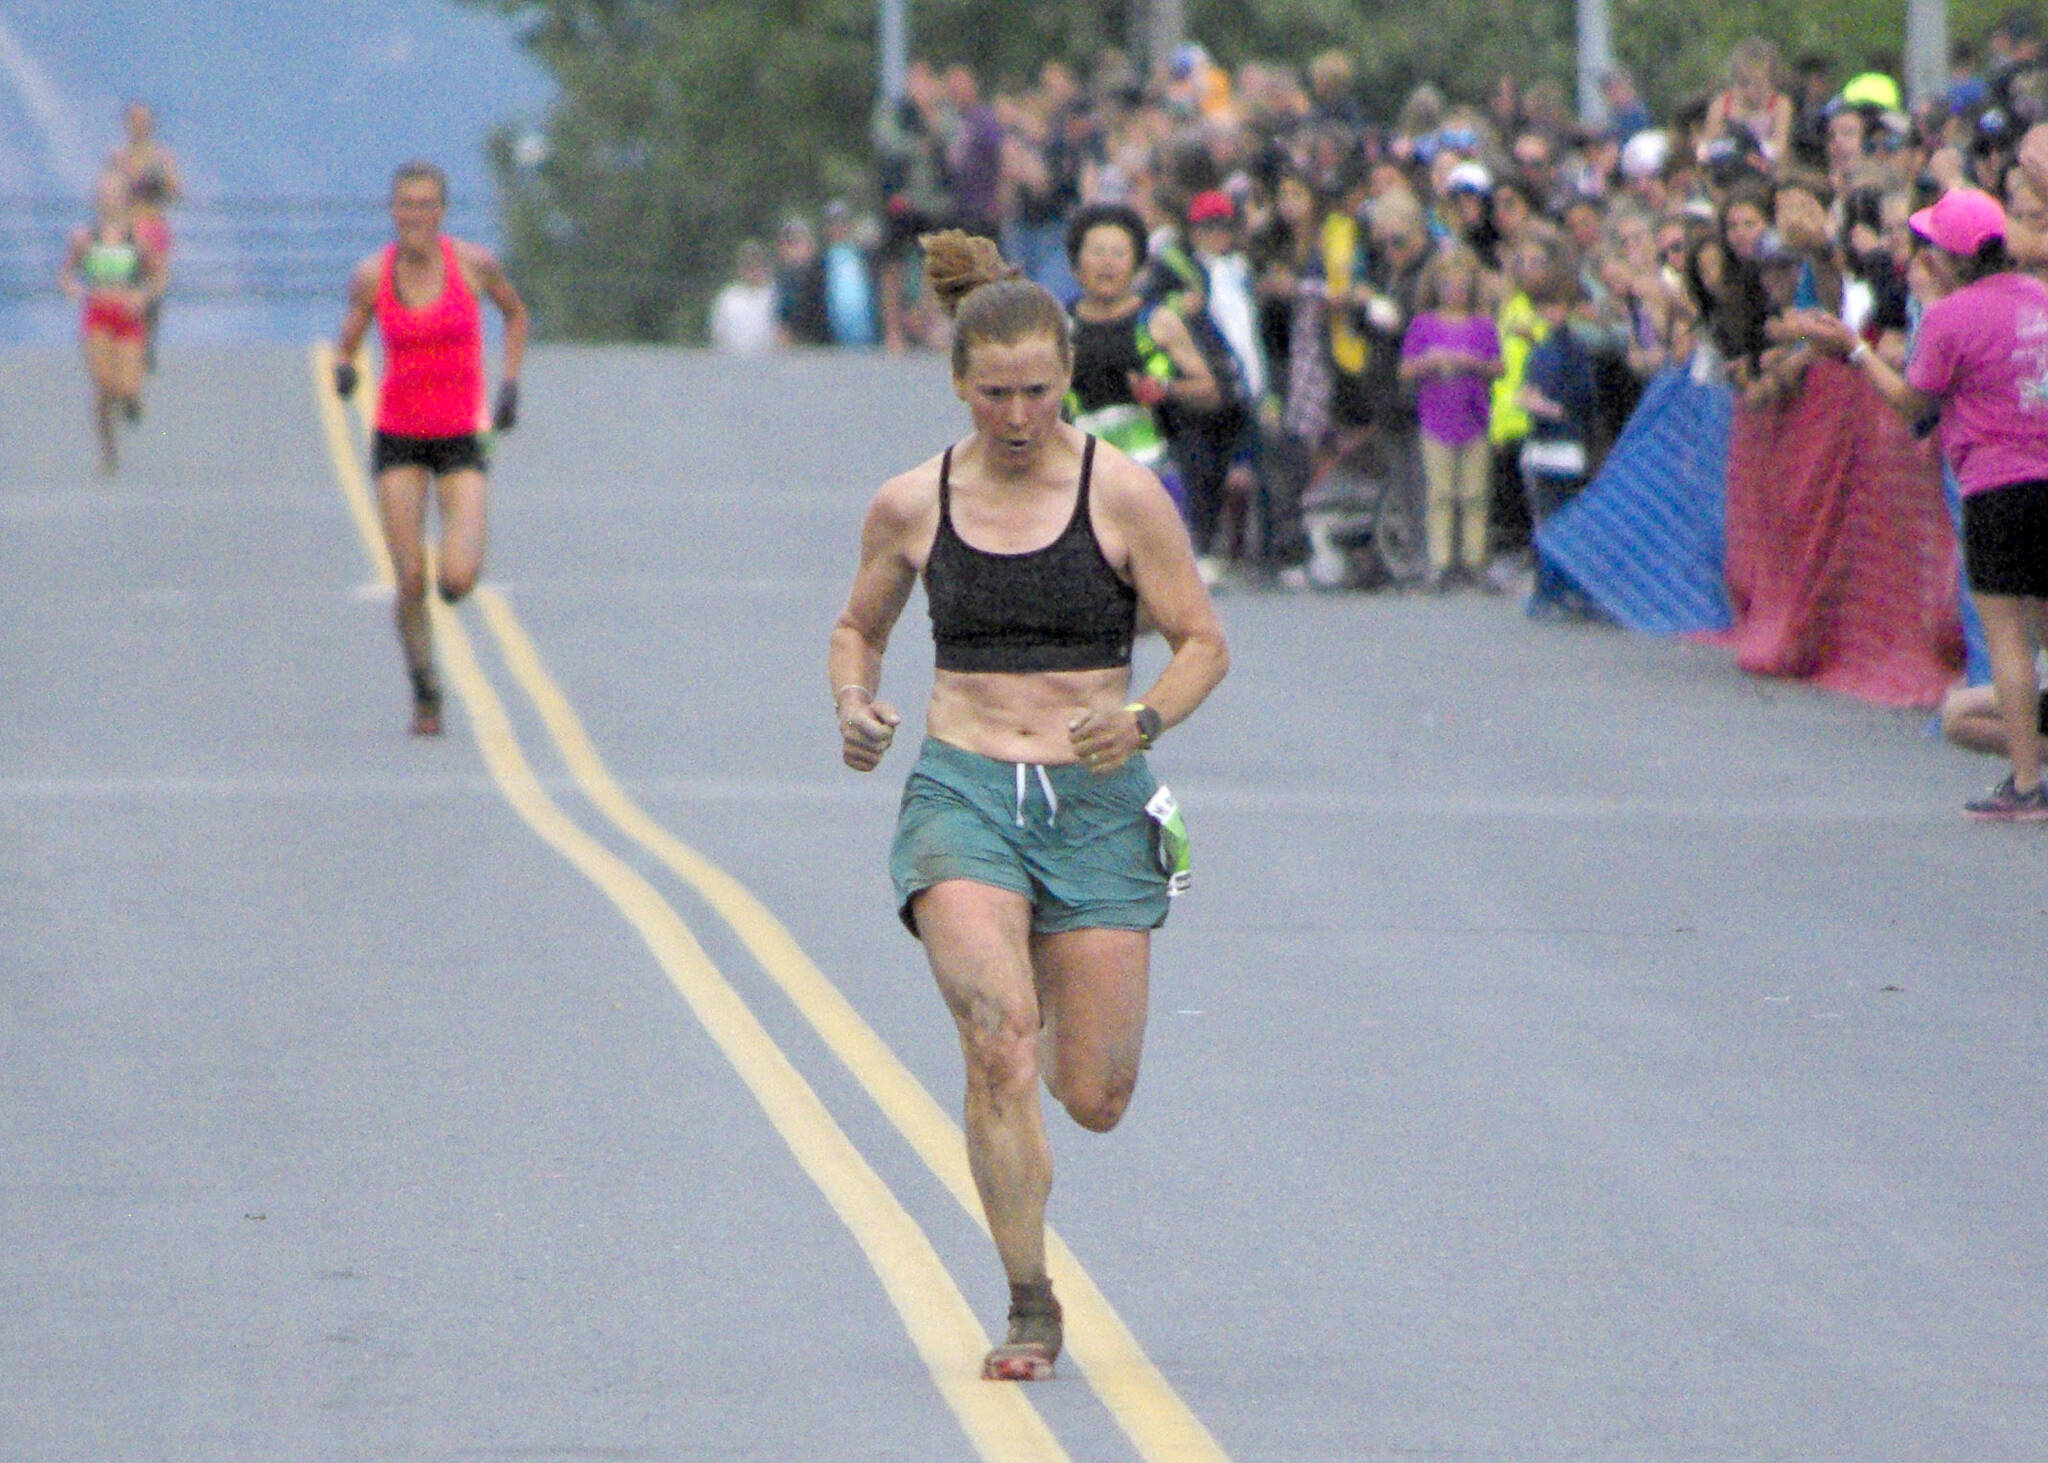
[1126,703,1163,749]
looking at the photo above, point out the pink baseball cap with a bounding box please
[1909,186,2007,256]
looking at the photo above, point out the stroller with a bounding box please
[1300,423,1429,590]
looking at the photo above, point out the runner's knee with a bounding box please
[1062,1090,1130,1133]
[956,998,1043,1102]
[1055,1071,1134,1133]
[393,564,430,603]
[438,569,476,603]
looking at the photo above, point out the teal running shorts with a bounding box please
[889,738,1182,937]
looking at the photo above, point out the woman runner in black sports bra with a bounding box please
[922,433,1139,671]
[828,230,1227,1382]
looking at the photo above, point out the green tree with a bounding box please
[467,0,877,340]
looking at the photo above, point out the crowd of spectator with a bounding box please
[709,17,2048,596]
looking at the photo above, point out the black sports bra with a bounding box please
[923,435,1137,673]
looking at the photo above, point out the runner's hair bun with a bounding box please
[920,229,1022,317]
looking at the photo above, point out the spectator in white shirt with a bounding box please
[709,239,778,354]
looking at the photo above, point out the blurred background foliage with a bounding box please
[460,0,2012,341]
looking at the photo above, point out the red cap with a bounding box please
[1187,189,1236,226]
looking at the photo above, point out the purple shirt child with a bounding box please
[1401,311,1502,447]
[1907,271,2048,495]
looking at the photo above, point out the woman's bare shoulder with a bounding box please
[450,236,507,278]
[346,251,385,298]
[868,449,948,533]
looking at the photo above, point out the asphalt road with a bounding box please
[4,341,2046,1461]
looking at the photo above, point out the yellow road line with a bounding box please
[310,344,394,587]
[472,541,1232,1462]
[307,345,1070,1463]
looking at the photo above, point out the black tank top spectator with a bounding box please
[1068,310,1159,415]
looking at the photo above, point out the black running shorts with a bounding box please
[372,431,488,477]
[1960,478,2048,598]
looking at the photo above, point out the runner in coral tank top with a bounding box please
[333,162,527,736]
[374,235,485,438]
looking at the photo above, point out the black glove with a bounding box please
[333,360,358,399]
[493,379,519,433]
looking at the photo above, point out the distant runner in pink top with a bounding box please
[333,161,528,737]
[374,234,486,438]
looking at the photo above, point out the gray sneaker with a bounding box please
[1964,775,2048,822]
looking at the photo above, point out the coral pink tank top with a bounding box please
[374,237,484,437]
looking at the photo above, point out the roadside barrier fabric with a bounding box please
[1534,365,1735,635]
[1710,359,1962,708]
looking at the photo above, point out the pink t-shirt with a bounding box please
[1905,271,2048,495]
[1401,311,1501,447]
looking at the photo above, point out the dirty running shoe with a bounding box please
[1963,775,2048,822]
[982,1278,1061,1381]
[409,691,444,738]
[408,667,444,737]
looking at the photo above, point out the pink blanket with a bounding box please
[1709,358,1963,707]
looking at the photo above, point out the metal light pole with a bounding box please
[1144,0,1185,77]
[1577,0,1613,125]
[880,0,908,101]
[1903,0,1948,111]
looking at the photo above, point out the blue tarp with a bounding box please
[1534,366,1736,635]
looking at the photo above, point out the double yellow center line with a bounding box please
[306,347,1230,1463]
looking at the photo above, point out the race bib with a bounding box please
[1145,785,1192,896]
